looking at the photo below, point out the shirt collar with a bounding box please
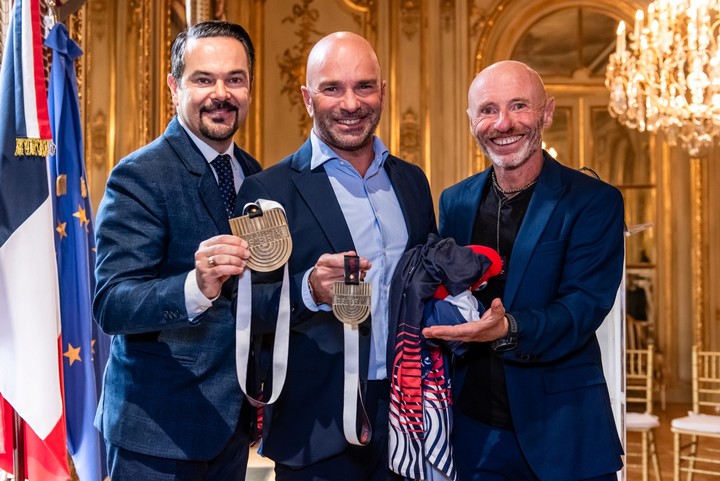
[178,116,234,163]
[309,130,389,173]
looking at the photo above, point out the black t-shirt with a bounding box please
[456,176,534,430]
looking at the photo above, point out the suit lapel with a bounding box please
[384,156,420,248]
[290,140,356,253]
[233,145,262,177]
[504,155,565,307]
[453,172,489,245]
[163,117,231,234]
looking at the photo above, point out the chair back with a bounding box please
[692,346,720,415]
[626,345,654,413]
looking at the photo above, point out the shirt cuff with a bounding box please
[302,268,331,312]
[185,270,216,320]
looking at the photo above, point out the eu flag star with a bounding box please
[64,343,82,366]
[73,204,90,232]
[56,221,67,239]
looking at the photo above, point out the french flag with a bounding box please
[0,0,70,479]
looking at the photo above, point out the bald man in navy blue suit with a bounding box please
[423,61,625,481]
[94,22,261,480]
[237,32,436,481]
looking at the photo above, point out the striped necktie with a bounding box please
[211,154,236,217]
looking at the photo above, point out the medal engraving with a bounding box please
[333,255,371,326]
[229,205,292,272]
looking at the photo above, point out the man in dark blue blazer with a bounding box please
[236,32,436,481]
[423,61,625,481]
[93,22,262,480]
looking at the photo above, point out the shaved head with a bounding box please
[466,60,554,178]
[468,60,548,114]
[305,32,381,89]
[301,32,385,169]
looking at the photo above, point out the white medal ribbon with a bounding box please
[235,199,291,407]
[341,318,372,446]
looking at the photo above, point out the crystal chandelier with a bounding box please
[606,0,720,156]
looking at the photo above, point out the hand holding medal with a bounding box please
[333,254,372,326]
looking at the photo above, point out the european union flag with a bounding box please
[46,22,110,481]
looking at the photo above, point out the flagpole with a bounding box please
[12,410,25,481]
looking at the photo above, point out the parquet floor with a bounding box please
[626,402,720,481]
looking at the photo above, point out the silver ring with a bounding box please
[208,256,216,267]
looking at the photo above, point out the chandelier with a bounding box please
[606,0,720,156]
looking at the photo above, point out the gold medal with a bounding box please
[333,255,371,326]
[229,202,292,272]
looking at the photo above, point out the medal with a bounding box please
[333,255,371,326]
[229,201,292,272]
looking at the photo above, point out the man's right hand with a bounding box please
[308,250,371,306]
[194,234,251,299]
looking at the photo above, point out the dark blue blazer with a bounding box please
[439,153,625,481]
[236,138,436,467]
[93,117,262,460]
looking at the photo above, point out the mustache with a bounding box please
[201,100,238,113]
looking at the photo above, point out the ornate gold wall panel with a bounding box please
[258,0,375,164]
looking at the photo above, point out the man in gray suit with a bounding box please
[93,21,262,480]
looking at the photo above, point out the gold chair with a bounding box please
[671,346,720,481]
[626,345,662,481]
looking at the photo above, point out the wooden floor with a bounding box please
[626,402,720,481]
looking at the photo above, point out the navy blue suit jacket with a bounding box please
[236,139,436,467]
[439,153,625,481]
[93,117,262,460]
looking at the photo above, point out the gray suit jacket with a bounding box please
[93,117,262,460]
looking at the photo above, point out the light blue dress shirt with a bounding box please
[301,131,408,380]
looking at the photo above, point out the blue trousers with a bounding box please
[452,409,619,481]
[274,380,402,481]
[107,406,251,481]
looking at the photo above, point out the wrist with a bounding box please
[492,313,518,352]
[307,269,318,303]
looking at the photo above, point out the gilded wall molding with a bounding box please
[399,108,420,166]
[691,157,705,349]
[278,0,323,138]
[90,111,108,170]
[400,0,420,40]
[441,0,455,32]
[468,0,487,45]
[140,0,151,145]
[90,0,107,40]
[340,0,376,36]
[0,0,10,64]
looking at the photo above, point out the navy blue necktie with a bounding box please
[212,154,236,217]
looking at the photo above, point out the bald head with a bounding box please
[301,32,385,169]
[305,32,381,88]
[468,60,548,114]
[465,60,554,172]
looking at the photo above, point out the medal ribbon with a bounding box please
[342,323,372,445]
[235,199,291,407]
[335,255,372,446]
